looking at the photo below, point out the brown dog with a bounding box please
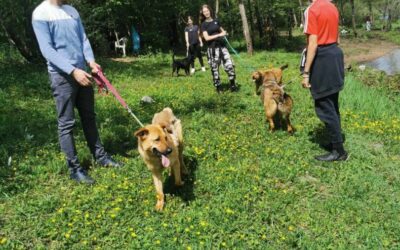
[134,108,187,211]
[251,65,294,133]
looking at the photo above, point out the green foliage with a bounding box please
[1,49,400,248]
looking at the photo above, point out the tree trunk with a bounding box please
[339,0,345,25]
[368,0,373,23]
[0,12,42,63]
[254,0,264,41]
[386,8,392,31]
[215,0,219,17]
[298,0,304,27]
[288,9,293,39]
[383,0,389,31]
[350,0,358,37]
[247,0,255,47]
[293,8,298,28]
[239,0,253,55]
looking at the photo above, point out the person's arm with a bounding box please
[302,34,318,88]
[185,31,189,48]
[202,30,226,41]
[77,17,100,73]
[198,30,203,47]
[302,7,318,88]
[32,19,75,75]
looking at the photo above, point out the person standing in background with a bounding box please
[185,16,206,74]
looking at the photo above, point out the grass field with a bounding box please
[1,48,400,249]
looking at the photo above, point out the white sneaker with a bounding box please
[190,68,195,74]
[201,67,206,72]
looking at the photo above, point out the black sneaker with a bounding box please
[315,150,349,162]
[70,168,95,184]
[230,84,239,92]
[97,155,124,168]
[215,85,223,94]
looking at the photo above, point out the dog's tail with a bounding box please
[280,64,289,71]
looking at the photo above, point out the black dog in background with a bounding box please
[172,52,192,77]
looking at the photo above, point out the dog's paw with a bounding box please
[155,200,164,211]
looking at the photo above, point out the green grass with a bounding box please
[1,50,400,249]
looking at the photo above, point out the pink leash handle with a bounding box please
[92,69,128,109]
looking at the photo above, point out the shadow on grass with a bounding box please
[163,155,198,205]
[308,125,346,151]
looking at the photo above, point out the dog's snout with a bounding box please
[152,147,159,155]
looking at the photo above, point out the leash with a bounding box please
[223,36,257,72]
[92,69,145,128]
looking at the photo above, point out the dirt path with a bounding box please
[340,38,399,64]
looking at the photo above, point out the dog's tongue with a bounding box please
[161,155,170,168]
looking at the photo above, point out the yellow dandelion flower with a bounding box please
[156,240,161,245]
[262,234,267,240]
[131,232,137,238]
[288,226,294,231]
[0,238,7,245]
[65,233,71,239]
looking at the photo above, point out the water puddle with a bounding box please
[367,49,400,75]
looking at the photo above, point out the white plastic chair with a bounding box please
[114,32,128,57]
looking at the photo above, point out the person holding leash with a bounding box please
[302,0,348,161]
[185,16,206,74]
[32,0,122,184]
[200,4,238,93]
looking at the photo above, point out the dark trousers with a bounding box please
[49,72,106,169]
[314,92,344,149]
[188,43,204,68]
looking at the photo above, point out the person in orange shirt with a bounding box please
[302,0,348,161]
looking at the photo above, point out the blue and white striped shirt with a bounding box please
[32,0,94,74]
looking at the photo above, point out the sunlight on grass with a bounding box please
[0,51,399,248]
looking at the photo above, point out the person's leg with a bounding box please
[314,93,347,161]
[220,47,238,91]
[75,84,123,167]
[196,44,205,69]
[75,84,106,159]
[207,47,222,92]
[189,45,195,71]
[49,73,94,183]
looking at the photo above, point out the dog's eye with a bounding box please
[155,137,160,142]
[165,136,168,141]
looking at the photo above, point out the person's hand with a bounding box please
[88,61,101,74]
[219,30,227,37]
[302,74,311,89]
[200,42,203,47]
[72,68,92,86]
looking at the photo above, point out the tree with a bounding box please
[350,0,358,37]
[238,0,253,55]
[0,0,43,63]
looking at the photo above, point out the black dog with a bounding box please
[172,53,192,77]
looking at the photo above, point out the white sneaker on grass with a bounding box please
[201,67,206,72]
[190,68,195,74]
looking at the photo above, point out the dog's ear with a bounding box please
[134,128,149,140]
[159,122,173,134]
[252,71,262,82]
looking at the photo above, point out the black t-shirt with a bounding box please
[185,25,200,45]
[201,19,224,46]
